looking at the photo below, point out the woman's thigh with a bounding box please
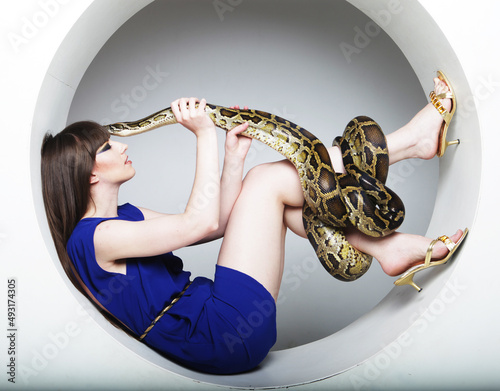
[217,159,304,300]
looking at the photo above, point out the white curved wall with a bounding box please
[1,0,499,389]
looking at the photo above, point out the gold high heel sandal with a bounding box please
[430,70,458,157]
[394,228,469,292]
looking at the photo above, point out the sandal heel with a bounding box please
[394,273,422,292]
[443,139,460,154]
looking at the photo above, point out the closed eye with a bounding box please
[97,142,111,154]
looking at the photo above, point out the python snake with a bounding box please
[105,104,405,281]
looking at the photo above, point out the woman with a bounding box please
[41,75,466,374]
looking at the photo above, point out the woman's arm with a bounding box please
[176,97,221,233]
[93,98,222,264]
[196,118,251,243]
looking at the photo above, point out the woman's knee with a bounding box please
[245,162,277,186]
[245,160,296,185]
[243,160,303,206]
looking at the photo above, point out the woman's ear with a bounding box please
[90,173,99,184]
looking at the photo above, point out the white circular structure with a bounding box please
[2,0,499,389]
[66,0,438,352]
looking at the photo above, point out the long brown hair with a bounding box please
[41,121,136,337]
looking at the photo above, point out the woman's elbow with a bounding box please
[194,215,219,237]
[204,218,219,235]
[185,210,219,239]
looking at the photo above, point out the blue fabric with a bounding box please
[146,265,277,374]
[66,203,276,374]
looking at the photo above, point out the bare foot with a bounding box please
[409,77,453,160]
[388,77,453,164]
[347,229,465,277]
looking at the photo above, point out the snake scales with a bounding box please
[104,104,405,281]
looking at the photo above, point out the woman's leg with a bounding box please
[217,160,304,300]
[218,76,455,298]
[344,76,462,276]
[387,76,452,164]
[285,76,459,276]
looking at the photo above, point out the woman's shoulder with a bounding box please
[68,204,144,248]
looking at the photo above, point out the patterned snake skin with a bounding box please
[104,104,405,281]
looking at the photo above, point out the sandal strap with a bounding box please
[424,234,455,266]
[429,91,448,115]
[424,237,439,266]
[434,91,453,100]
[429,91,452,123]
[437,235,456,251]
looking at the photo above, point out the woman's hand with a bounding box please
[171,97,215,136]
[226,105,252,161]
[225,122,252,161]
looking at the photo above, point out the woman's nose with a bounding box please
[116,142,128,153]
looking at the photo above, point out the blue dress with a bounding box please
[66,203,276,374]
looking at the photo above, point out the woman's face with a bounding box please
[92,139,135,186]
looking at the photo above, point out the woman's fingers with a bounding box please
[172,97,206,121]
[231,122,249,135]
[229,105,249,110]
[170,98,182,120]
[188,97,197,117]
[197,98,207,114]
